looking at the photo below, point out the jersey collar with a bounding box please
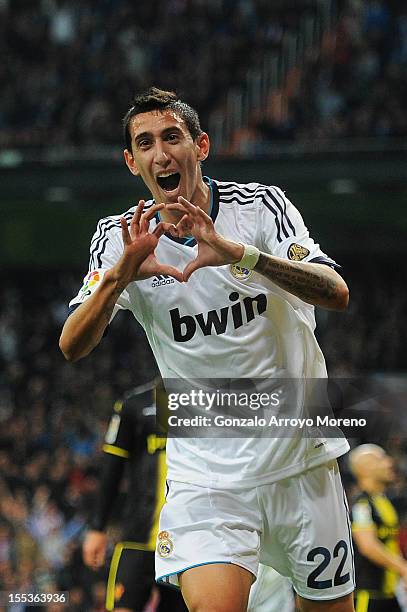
[155,176,219,248]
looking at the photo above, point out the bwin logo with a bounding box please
[152,274,175,288]
[170,292,267,342]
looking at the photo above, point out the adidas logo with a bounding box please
[151,274,175,288]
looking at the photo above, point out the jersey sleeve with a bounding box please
[68,218,132,314]
[257,186,340,270]
[351,499,375,532]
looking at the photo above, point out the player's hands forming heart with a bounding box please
[114,200,184,285]
[166,197,244,281]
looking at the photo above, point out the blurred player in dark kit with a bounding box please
[350,444,407,612]
[82,381,187,612]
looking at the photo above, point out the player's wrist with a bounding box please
[106,265,134,291]
[227,241,245,264]
[212,235,244,263]
[236,244,260,270]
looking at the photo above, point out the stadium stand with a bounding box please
[1,0,405,152]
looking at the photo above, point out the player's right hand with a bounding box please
[111,199,184,286]
[82,530,108,570]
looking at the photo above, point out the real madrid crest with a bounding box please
[157,530,174,558]
[230,264,252,281]
[287,243,310,261]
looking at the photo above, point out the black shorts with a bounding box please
[354,591,401,612]
[106,543,187,612]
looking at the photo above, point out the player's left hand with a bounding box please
[167,197,244,281]
[82,530,108,570]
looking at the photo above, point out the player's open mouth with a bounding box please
[157,172,181,192]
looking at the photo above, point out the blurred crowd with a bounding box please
[1,0,406,151]
[317,269,407,374]
[233,0,407,152]
[0,272,157,611]
[299,0,407,141]
[0,266,406,609]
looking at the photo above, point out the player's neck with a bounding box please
[192,177,211,213]
[160,179,210,224]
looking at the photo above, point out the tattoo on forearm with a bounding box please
[255,254,338,304]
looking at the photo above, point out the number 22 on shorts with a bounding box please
[307,540,351,589]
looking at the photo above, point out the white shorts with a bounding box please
[247,564,294,612]
[156,460,355,602]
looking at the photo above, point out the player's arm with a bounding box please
[168,197,348,311]
[254,253,348,311]
[83,398,134,570]
[353,528,407,585]
[83,452,126,569]
[59,200,183,362]
[59,269,131,362]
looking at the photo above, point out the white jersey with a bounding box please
[70,178,349,488]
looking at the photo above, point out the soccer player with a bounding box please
[82,380,188,612]
[349,444,407,611]
[60,87,354,612]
